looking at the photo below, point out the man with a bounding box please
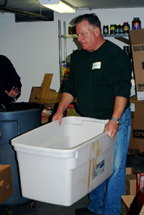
[0,55,22,104]
[52,13,132,215]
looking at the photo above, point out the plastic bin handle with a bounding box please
[0,118,19,140]
[83,118,109,124]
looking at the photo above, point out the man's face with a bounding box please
[76,20,98,52]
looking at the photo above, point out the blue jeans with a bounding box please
[87,107,131,215]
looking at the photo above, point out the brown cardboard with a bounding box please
[121,194,142,215]
[140,205,144,215]
[129,96,144,152]
[38,74,54,99]
[29,87,41,103]
[129,29,144,100]
[40,92,61,104]
[41,108,51,124]
[0,165,13,205]
[122,168,144,215]
[125,168,137,196]
[126,167,137,175]
[121,195,144,215]
[121,195,135,215]
[41,116,49,124]
[29,74,61,104]
[125,174,136,195]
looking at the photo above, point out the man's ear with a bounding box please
[94,27,100,36]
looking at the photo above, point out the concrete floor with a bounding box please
[0,154,144,215]
[0,194,89,215]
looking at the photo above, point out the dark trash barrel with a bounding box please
[0,103,42,206]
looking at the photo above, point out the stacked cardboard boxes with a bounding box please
[129,96,144,153]
[114,29,144,153]
[127,29,144,153]
[125,167,137,196]
[115,30,144,212]
[121,167,144,215]
[129,29,144,101]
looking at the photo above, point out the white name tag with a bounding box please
[92,62,101,70]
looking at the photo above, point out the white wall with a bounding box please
[0,8,144,102]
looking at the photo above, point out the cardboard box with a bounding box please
[121,195,144,215]
[125,174,137,195]
[122,169,144,214]
[129,96,144,153]
[129,29,144,101]
[41,108,52,124]
[0,165,13,205]
[38,73,53,99]
[121,195,136,215]
[29,87,41,103]
[38,74,59,101]
[126,167,137,175]
[125,168,137,195]
[29,74,61,104]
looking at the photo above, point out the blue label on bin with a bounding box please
[93,160,105,179]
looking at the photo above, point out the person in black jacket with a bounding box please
[52,14,132,215]
[0,55,22,104]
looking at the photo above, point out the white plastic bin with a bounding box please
[11,116,116,206]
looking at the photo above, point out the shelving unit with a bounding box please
[61,33,129,39]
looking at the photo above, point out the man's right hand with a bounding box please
[52,92,74,126]
[52,111,63,125]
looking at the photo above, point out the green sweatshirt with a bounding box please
[63,40,132,119]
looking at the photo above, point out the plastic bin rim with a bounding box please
[0,108,41,114]
[11,131,115,159]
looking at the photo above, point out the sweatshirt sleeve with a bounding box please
[107,50,132,101]
[6,57,22,91]
[0,55,22,103]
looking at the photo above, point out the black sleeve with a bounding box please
[0,55,22,103]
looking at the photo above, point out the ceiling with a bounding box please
[0,0,144,21]
[0,0,54,21]
[63,0,144,10]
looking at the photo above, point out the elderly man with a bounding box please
[52,13,132,215]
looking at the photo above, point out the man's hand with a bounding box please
[104,120,119,138]
[104,96,127,138]
[52,92,74,126]
[5,86,20,98]
[52,111,63,125]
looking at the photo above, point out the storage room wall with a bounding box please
[0,7,144,102]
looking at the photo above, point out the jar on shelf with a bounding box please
[103,25,109,34]
[110,24,116,34]
[123,46,132,59]
[68,26,76,35]
[123,22,130,33]
[118,25,124,33]
[115,25,122,34]
[132,17,141,30]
